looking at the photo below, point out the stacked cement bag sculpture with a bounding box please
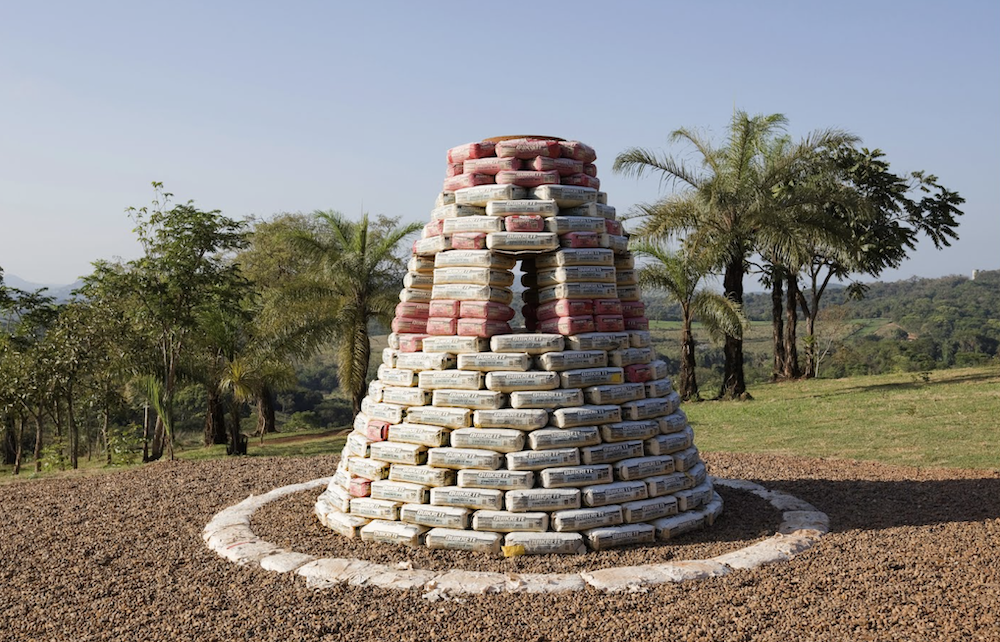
[315,136,722,555]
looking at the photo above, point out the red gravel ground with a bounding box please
[1,452,998,642]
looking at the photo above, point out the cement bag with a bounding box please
[504,532,586,555]
[540,464,613,488]
[506,448,581,472]
[359,419,391,442]
[685,461,707,489]
[584,383,645,405]
[457,469,534,490]
[430,486,504,510]
[552,505,623,532]
[442,216,505,235]
[621,496,678,523]
[584,524,656,550]
[422,219,444,239]
[418,370,484,390]
[495,169,560,187]
[457,319,512,338]
[319,485,352,514]
[485,371,560,392]
[397,334,430,353]
[535,248,614,269]
[425,528,502,554]
[675,482,714,512]
[560,231,600,249]
[604,219,623,235]
[460,300,516,320]
[435,249,517,270]
[472,510,548,532]
[528,426,601,450]
[622,397,678,421]
[426,317,458,335]
[607,235,629,254]
[367,380,384,402]
[622,300,645,318]
[623,363,653,383]
[532,156,583,176]
[538,265,616,285]
[458,352,530,372]
[447,163,464,177]
[505,487,581,512]
[623,317,649,331]
[463,156,521,174]
[536,299,593,320]
[388,422,450,448]
[561,172,601,190]
[559,367,624,388]
[361,401,405,425]
[431,283,513,304]
[388,464,455,488]
[648,360,670,380]
[434,191,456,207]
[430,203,488,220]
[558,140,597,163]
[473,408,548,430]
[395,352,456,371]
[538,315,595,335]
[580,481,648,507]
[614,456,674,481]
[593,299,623,315]
[359,519,428,547]
[644,430,691,456]
[350,497,401,520]
[444,173,494,191]
[486,231,559,252]
[580,441,644,465]
[455,184,527,207]
[600,420,659,443]
[535,349,607,371]
[702,494,724,526]
[413,235,452,256]
[380,386,431,407]
[594,315,625,333]
[628,331,652,348]
[428,299,461,318]
[544,216,606,234]
[447,141,497,163]
[551,404,622,428]
[396,301,430,319]
[495,138,561,159]
[529,184,598,207]
[320,509,371,538]
[616,285,641,301]
[615,254,635,270]
[450,427,525,453]
[510,389,584,409]
[485,199,558,216]
[399,287,432,303]
[645,473,688,498]
[369,441,428,466]
[422,336,490,354]
[583,163,598,177]
[330,467,352,491]
[371,480,431,504]
[491,333,565,354]
[538,282,617,302]
[406,406,472,429]
[564,332,630,351]
[401,505,470,530]
[382,347,398,368]
[450,231,487,250]
[432,389,504,410]
[504,214,545,232]
[427,447,503,470]
[609,347,654,368]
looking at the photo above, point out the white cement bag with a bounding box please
[388,423,450,448]
[535,350,607,371]
[457,469,534,490]
[408,256,435,274]
[433,266,513,287]
[367,380,384,402]
[431,284,513,304]
[552,506,623,532]
[621,496,678,523]
[473,408,549,430]
[395,352,456,372]
[400,504,470,530]
[541,465,613,488]
[536,265,616,286]
[644,378,673,398]
[371,480,430,504]
[510,389,584,409]
[485,371,559,392]
[701,494,724,525]
[413,236,452,256]
[672,446,700,472]
[402,273,434,290]
[418,370,483,390]
[653,512,705,540]
[628,331,653,348]
[564,332,630,351]
[382,347,397,368]
[450,427,525,453]
[369,441,427,465]
[538,282,617,302]
[427,447,503,470]
[406,406,471,429]
[377,366,417,387]
[560,203,616,219]
[472,510,548,532]
[485,199,559,216]
[504,532,586,555]
[430,486,504,510]
[581,481,648,507]
[621,398,675,421]
[645,473,689,498]
[434,191,456,207]
[432,389,504,410]
[434,250,517,270]
[455,184,527,206]
[528,426,601,450]
[430,203,487,220]
[676,481,714,512]
[363,402,406,425]
[421,336,490,354]
[685,461,707,487]
[658,410,688,434]
[505,488,581,512]
[388,464,455,488]
[506,448,581,471]
[600,420,660,443]
[380,386,432,407]
[350,497,401,520]
[425,528,502,554]
[320,509,371,538]
[490,333,565,354]
[559,367,624,388]
[319,485,352,513]
[644,429,692,456]
[535,248,614,269]
[442,216,504,235]
[359,520,428,547]
[608,347,654,368]
[584,524,656,550]
[581,441,644,465]
[551,404,622,428]
[345,432,373,458]
[398,288,432,303]
[458,352,530,371]
[614,456,675,481]
[529,185,598,207]
[584,383,645,405]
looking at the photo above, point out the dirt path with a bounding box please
[1,453,998,642]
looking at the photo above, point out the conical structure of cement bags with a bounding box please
[315,136,722,555]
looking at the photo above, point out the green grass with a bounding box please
[685,365,1000,470]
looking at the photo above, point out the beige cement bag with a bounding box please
[505,488,581,512]
[430,203,487,220]
[536,266,616,286]
[685,462,708,489]
[538,282,617,302]
[408,256,435,273]
[535,248,614,269]
[616,285,641,301]
[350,497,401,520]
[558,367,624,388]
[319,485,352,513]
[442,216,504,234]
[381,347,398,368]
[434,250,517,270]
[472,510,548,532]
[614,254,635,269]
[485,371,559,392]
[676,481,714,512]
[458,352,531,371]
[528,426,601,450]
[319,508,371,538]
[645,429,692,456]
[615,269,638,286]
[370,480,430,504]
[504,532,586,555]
[388,422,450,448]
[510,389,584,409]
[425,528,502,554]
[456,469,534,490]
[369,441,427,465]
[433,266,513,287]
[402,273,434,290]
[427,447,503,470]
[406,406,472,429]
[434,191,456,207]
[581,481,648,507]
[490,333,565,354]
[398,288,432,303]
[432,389,504,410]
[377,366,417,387]
[529,185,598,207]
[644,378,673,398]
[430,486,504,510]
[359,519,428,547]
[552,505,623,532]
[564,332,630,351]
[628,330,653,348]
[506,448,581,471]
[380,386,432,407]
[544,216,606,234]
[560,203,616,219]
[551,404,622,428]
[584,383,646,405]
[540,465,613,488]
[400,504,470,530]
[672,446,700,472]
[388,464,455,488]
[621,496,678,523]
[413,235,452,256]
[535,350,607,371]
[395,352,456,371]
[584,524,655,551]
[366,380,384,402]
[621,398,675,421]
[600,420,660,443]
[473,408,548,430]
[608,347,654,368]
[455,184,527,206]
[421,336,490,354]
[659,410,688,434]
[645,472,689,498]
[450,427,525,453]
[345,432,373,458]
[431,284,513,304]
[361,401,406,425]
[581,441,644,465]
[418,370,483,390]
[485,199,559,216]
[614,456,675,481]
[653,512,705,540]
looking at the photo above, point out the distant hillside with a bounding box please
[2,274,83,302]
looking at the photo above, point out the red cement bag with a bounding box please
[505,215,545,232]
[395,302,430,319]
[558,141,597,163]
[495,170,560,188]
[360,419,391,442]
[623,317,650,331]
[595,315,625,332]
[447,141,497,164]
[348,477,372,498]
[624,363,654,383]
[391,317,427,334]
[593,299,623,315]
[457,319,512,337]
[423,220,445,238]
[495,138,561,159]
[446,163,464,177]
[537,299,594,320]
[604,219,623,235]
[459,301,515,321]
[562,173,601,190]
[426,317,460,335]
[532,156,584,176]
[429,300,462,318]
[561,231,601,248]
[443,173,495,191]
[464,157,522,175]
[583,163,598,177]
[538,315,595,335]
[451,232,488,250]
[622,301,646,317]
[398,334,430,352]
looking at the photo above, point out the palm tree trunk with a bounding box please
[148,416,164,462]
[2,422,16,465]
[204,386,228,446]
[32,408,43,473]
[256,384,277,434]
[783,275,802,379]
[771,276,786,381]
[102,405,112,466]
[720,258,749,400]
[352,325,371,416]
[67,383,78,470]
[679,308,699,401]
[13,416,24,475]
[804,313,819,378]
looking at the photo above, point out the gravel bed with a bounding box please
[2,452,998,642]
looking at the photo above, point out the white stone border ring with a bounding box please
[203,476,829,595]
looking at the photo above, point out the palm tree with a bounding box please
[614,111,857,398]
[633,238,746,401]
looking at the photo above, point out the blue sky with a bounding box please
[1,0,997,286]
